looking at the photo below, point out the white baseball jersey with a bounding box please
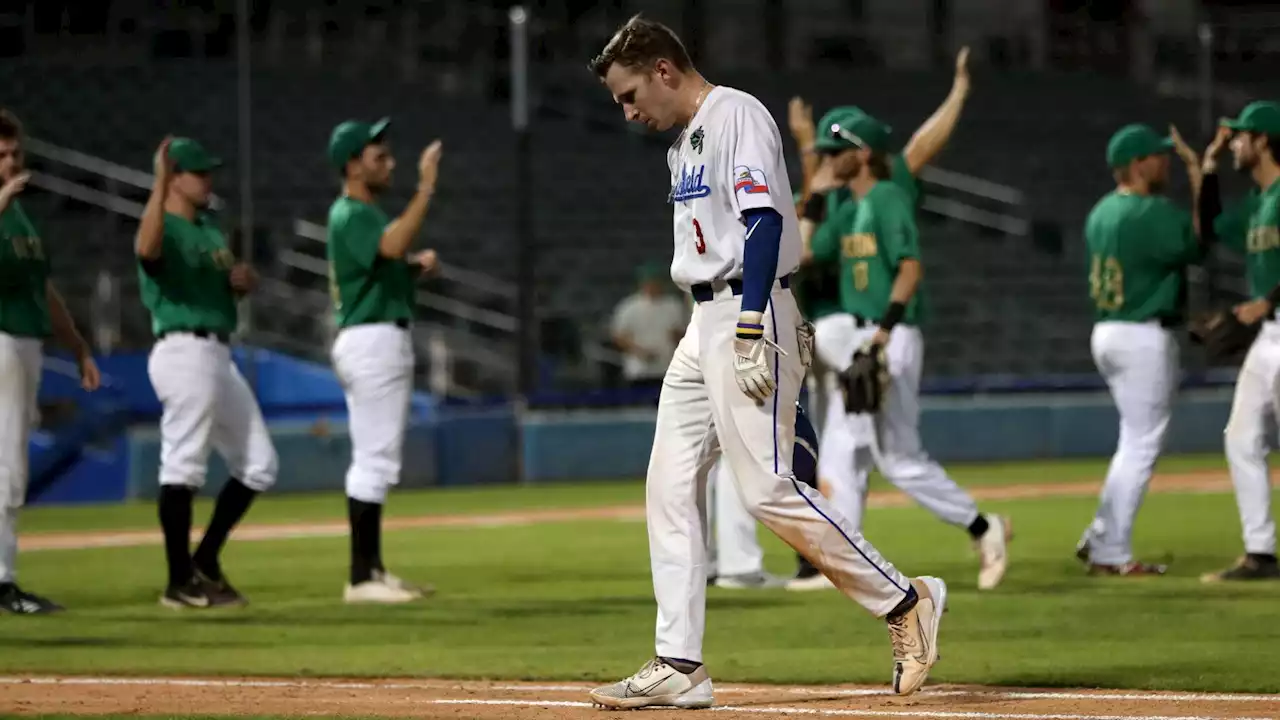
[666,87,802,290]
[644,86,914,666]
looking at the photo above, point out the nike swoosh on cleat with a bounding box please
[625,675,670,698]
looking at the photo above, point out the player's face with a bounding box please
[1141,153,1170,192]
[356,142,395,191]
[1230,131,1259,172]
[603,62,678,132]
[829,148,863,181]
[0,137,22,181]
[172,171,213,208]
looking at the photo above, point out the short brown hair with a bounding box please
[589,15,693,78]
[0,110,22,141]
[867,151,890,180]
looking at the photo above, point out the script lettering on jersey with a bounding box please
[1247,226,1280,254]
[8,234,43,261]
[670,164,711,203]
[841,233,877,259]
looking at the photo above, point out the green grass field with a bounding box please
[6,452,1279,712]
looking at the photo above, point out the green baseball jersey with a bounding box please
[811,180,923,325]
[1084,190,1201,323]
[1216,179,1280,300]
[0,199,51,338]
[138,212,239,336]
[327,196,413,328]
[801,155,921,321]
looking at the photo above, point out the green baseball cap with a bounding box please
[169,138,221,173]
[636,261,667,283]
[814,106,892,154]
[1222,101,1280,135]
[1106,124,1173,168]
[327,117,391,171]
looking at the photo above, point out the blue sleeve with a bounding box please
[740,207,783,315]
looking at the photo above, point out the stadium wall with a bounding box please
[29,350,1236,504]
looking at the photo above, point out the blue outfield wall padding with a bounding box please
[432,406,519,487]
[126,417,441,500]
[515,388,1238,483]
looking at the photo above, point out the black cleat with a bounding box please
[1201,555,1280,583]
[160,578,211,609]
[196,570,248,607]
[0,583,64,614]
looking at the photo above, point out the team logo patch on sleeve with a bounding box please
[733,166,770,196]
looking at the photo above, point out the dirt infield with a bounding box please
[2,676,1278,719]
[21,469,1263,553]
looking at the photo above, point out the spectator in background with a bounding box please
[610,262,687,396]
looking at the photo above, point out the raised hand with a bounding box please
[154,136,175,184]
[1202,125,1232,173]
[953,46,971,96]
[0,171,29,211]
[788,97,815,149]
[418,140,443,194]
[1168,124,1198,167]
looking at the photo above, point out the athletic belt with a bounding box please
[157,328,230,343]
[690,275,791,304]
[852,315,875,328]
[344,318,411,330]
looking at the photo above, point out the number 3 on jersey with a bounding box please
[692,218,706,255]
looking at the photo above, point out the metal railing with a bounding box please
[916,167,1030,236]
[291,219,519,332]
[23,136,531,395]
[25,137,226,211]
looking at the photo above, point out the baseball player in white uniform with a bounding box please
[586,16,947,709]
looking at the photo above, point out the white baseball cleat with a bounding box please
[888,576,947,696]
[976,514,1012,590]
[588,657,714,710]
[374,570,434,598]
[343,578,421,604]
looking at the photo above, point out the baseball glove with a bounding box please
[1189,308,1260,362]
[840,342,889,414]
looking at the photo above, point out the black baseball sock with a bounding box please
[158,485,196,588]
[193,478,259,582]
[795,553,820,578]
[660,657,702,673]
[967,514,990,541]
[348,497,384,585]
[886,585,919,622]
[1247,553,1278,565]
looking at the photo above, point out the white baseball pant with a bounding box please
[1085,321,1179,565]
[1224,320,1280,555]
[149,333,278,492]
[813,313,978,532]
[0,333,41,584]
[332,323,414,504]
[647,285,909,663]
[706,457,765,578]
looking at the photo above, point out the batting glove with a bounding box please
[734,312,786,404]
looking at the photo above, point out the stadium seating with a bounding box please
[0,15,1236,390]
